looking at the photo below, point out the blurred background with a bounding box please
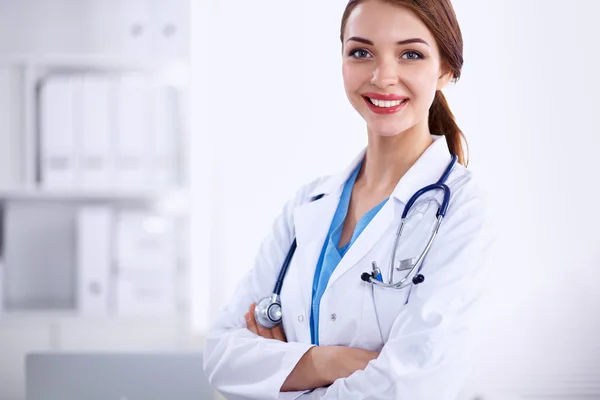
[0,0,598,399]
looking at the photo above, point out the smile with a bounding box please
[362,95,409,115]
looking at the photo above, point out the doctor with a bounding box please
[204,0,491,399]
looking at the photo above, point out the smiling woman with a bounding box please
[203,0,492,399]
[341,0,467,165]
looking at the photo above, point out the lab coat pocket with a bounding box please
[360,282,385,351]
[359,254,416,347]
[365,200,439,343]
[370,275,413,343]
[359,238,418,347]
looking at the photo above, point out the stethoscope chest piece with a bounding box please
[254,294,282,329]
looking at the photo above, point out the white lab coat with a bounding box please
[203,136,492,400]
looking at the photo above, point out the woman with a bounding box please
[204,0,491,398]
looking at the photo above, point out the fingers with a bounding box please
[245,303,286,341]
[245,305,259,335]
[250,303,274,339]
[271,324,287,342]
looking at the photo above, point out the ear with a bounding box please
[436,65,454,91]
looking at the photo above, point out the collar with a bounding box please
[308,134,453,204]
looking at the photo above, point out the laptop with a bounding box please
[26,352,215,400]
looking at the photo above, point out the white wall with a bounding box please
[189,0,365,333]
[190,0,600,398]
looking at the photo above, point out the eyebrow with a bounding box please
[346,36,430,47]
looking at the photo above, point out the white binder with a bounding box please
[115,75,151,190]
[150,85,178,189]
[76,206,113,315]
[0,67,19,188]
[115,269,177,316]
[79,75,113,190]
[115,211,177,271]
[40,75,77,189]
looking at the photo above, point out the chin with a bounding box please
[366,121,411,138]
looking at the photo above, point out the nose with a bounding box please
[370,59,399,89]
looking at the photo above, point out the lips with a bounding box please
[362,93,409,115]
[363,92,408,101]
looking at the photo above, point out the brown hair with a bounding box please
[340,0,468,166]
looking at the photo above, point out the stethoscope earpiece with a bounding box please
[412,274,425,285]
[361,272,425,286]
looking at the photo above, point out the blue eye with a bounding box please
[349,49,372,59]
[402,51,424,60]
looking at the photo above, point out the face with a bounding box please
[342,0,453,138]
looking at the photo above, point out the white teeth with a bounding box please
[369,98,405,108]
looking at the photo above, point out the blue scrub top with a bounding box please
[310,162,388,345]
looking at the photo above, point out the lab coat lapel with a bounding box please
[290,148,366,320]
[292,149,366,315]
[292,193,339,321]
[326,199,395,290]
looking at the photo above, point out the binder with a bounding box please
[115,269,177,316]
[78,75,113,190]
[115,74,151,190]
[0,67,18,188]
[115,211,176,271]
[113,210,177,316]
[150,85,178,189]
[76,206,113,315]
[40,75,77,189]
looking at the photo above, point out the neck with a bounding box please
[357,123,433,194]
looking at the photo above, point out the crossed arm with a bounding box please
[244,303,379,392]
[206,182,490,399]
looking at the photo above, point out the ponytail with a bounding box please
[429,90,468,166]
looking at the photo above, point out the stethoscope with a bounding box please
[255,154,458,329]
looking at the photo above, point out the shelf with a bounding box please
[0,188,190,215]
[0,310,186,326]
[0,55,191,89]
[0,54,190,69]
[0,187,186,200]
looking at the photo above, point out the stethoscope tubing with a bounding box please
[256,154,458,328]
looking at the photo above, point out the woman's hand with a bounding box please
[245,303,379,391]
[326,346,380,382]
[245,303,287,342]
[281,346,380,392]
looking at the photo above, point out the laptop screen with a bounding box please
[26,352,214,400]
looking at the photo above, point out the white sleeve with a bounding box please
[203,180,323,400]
[298,183,493,400]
